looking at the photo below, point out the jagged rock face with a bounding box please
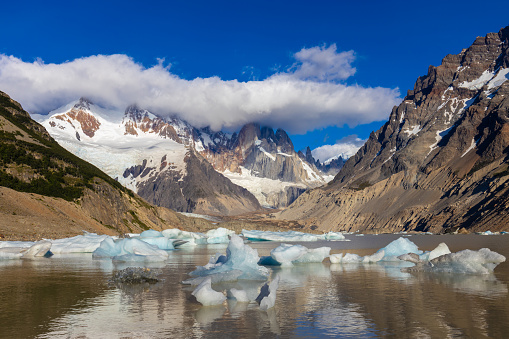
[201,123,329,207]
[278,26,509,233]
[126,150,261,215]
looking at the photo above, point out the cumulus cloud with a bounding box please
[312,135,366,163]
[0,46,400,134]
[288,44,356,81]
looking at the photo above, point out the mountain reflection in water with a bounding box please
[0,234,508,338]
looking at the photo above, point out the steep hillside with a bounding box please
[278,26,509,234]
[0,91,214,240]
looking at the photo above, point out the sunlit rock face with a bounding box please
[278,26,509,234]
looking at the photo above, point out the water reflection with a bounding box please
[1,235,509,338]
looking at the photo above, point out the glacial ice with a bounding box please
[161,228,206,246]
[242,229,346,242]
[0,240,53,259]
[270,244,308,266]
[256,275,280,311]
[419,242,451,261]
[48,233,111,254]
[92,238,169,262]
[192,277,227,306]
[329,250,385,264]
[399,248,506,274]
[205,227,235,244]
[183,234,269,285]
[227,288,250,303]
[376,237,422,261]
[262,244,331,266]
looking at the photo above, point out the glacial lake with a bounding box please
[1,234,508,338]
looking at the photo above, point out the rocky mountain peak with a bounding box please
[279,26,509,234]
[74,97,92,111]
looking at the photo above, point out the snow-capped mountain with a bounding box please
[279,26,509,234]
[40,99,330,212]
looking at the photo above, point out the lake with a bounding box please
[1,234,508,338]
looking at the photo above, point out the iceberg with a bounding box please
[183,234,269,285]
[161,228,206,246]
[205,227,235,244]
[399,248,506,274]
[265,244,331,266]
[48,232,111,254]
[0,240,52,259]
[419,242,451,261]
[243,230,319,242]
[256,275,280,311]
[376,237,422,261]
[270,244,308,266]
[92,238,169,262]
[192,277,226,306]
[330,250,385,264]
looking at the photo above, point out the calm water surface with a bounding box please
[1,234,508,338]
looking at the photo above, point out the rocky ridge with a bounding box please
[0,90,216,240]
[277,26,509,233]
[41,101,331,211]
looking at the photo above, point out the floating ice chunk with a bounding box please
[362,249,385,263]
[399,248,506,274]
[258,256,281,266]
[161,228,206,246]
[138,237,175,250]
[242,230,320,242]
[256,275,280,311]
[376,237,422,261]
[270,244,308,266]
[183,234,269,285]
[320,232,347,241]
[227,288,250,302]
[342,253,363,263]
[49,232,110,253]
[92,238,169,262]
[205,227,235,244]
[192,277,226,306]
[0,240,53,260]
[294,247,331,264]
[329,253,343,264]
[329,250,384,264]
[419,243,451,261]
[22,241,53,258]
[139,230,164,238]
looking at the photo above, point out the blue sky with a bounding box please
[1,0,508,160]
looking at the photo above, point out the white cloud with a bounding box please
[0,47,400,134]
[288,44,356,81]
[312,135,366,163]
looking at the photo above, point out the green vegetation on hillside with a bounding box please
[0,92,129,201]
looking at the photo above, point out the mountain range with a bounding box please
[277,26,509,233]
[39,100,337,215]
[2,26,509,238]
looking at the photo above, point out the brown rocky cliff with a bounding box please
[277,26,509,233]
